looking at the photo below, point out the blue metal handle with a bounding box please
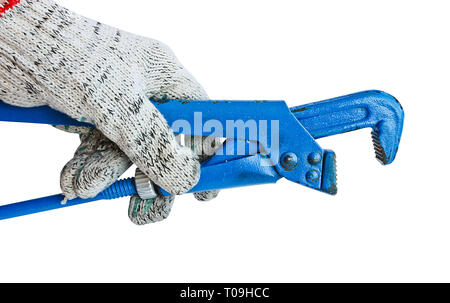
[0,102,92,127]
[0,178,137,220]
[0,153,284,220]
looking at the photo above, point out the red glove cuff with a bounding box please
[0,0,21,18]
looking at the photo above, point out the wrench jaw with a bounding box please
[291,90,405,167]
[372,128,390,165]
[319,150,338,195]
[371,112,404,166]
[364,91,404,166]
[289,90,404,194]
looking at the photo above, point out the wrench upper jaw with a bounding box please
[291,90,405,167]
[365,91,404,166]
[371,114,404,166]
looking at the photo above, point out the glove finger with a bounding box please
[186,135,223,162]
[0,52,46,107]
[59,128,104,199]
[60,129,132,199]
[186,135,223,202]
[74,145,132,199]
[194,191,220,202]
[128,195,175,225]
[145,60,224,202]
[142,43,220,201]
[60,153,90,200]
[96,92,201,196]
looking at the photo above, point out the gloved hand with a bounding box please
[0,0,219,224]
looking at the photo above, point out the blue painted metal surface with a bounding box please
[0,90,404,220]
[0,102,92,127]
[291,90,404,165]
[0,179,136,220]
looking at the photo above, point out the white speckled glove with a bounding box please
[0,0,219,224]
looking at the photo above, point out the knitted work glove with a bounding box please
[128,134,220,225]
[0,0,219,224]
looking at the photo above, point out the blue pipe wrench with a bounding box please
[0,90,404,220]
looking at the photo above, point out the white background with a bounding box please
[0,0,449,282]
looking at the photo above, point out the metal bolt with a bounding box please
[306,170,320,184]
[280,152,298,170]
[308,152,322,165]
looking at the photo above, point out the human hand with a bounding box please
[0,0,219,224]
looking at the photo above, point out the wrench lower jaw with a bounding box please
[319,150,338,195]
